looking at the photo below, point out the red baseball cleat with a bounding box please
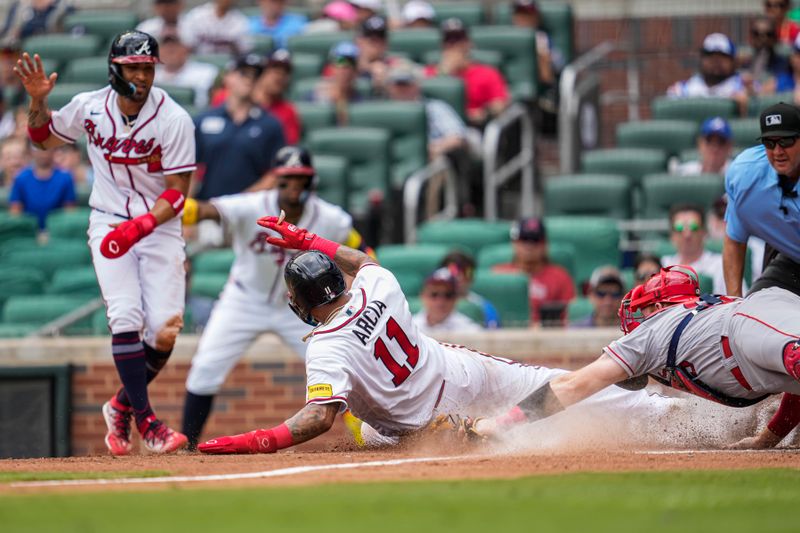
[141,417,188,454]
[102,399,133,456]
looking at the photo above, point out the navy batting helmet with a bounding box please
[273,146,318,204]
[108,31,160,97]
[284,251,346,326]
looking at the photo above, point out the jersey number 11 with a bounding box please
[373,317,419,387]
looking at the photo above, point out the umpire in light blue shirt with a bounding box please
[724,102,800,296]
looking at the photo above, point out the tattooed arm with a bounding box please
[332,245,372,277]
[14,53,65,150]
[284,403,340,445]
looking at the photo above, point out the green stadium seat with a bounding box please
[308,127,391,215]
[457,298,485,325]
[47,267,99,296]
[544,174,632,219]
[291,52,325,80]
[433,2,485,27]
[470,26,537,89]
[0,266,46,304]
[190,272,228,299]
[21,34,101,69]
[651,96,737,122]
[288,32,354,62]
[388,29,439,63]
[192,248,235,274]
[749,91,794,116]
[314,154,349,207]
[616,120,698,158]
[46,208,90,240]
[2,295,95,331]
[376,244,452,276]
[407,295,422,314]
[158,85,195,106]
[194,53,232,71]
[61,56,109,85]
[548,241,577,280]
[348,101,427,188]
[91,307,109,335]
[47,83,103,110]
[251,34,274,55]
[290,76,371,101]
[0,323,37,338]
[567,297,593,323]
[640,173,725,219]
[0,213,38,243]
[393,271,425,298]
[422,48,504,71]
[64,11,139,43]
[472,271,529,326]
[1,240,91,279]
[416,218,511,256]
[420,76,466,120]
[492,2,575,64]
[729,118,761,149]
[545,216,620,285]
[580,148,668,186]
[296,102,336,139]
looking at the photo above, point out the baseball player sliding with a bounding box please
[469,266,800,449]
[197,218,674,454]
[180,146,369,449]
[14,31,195,454]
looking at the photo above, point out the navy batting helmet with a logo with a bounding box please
[284,251,346,326]
[108,31,160,97]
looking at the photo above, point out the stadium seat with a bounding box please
[1,240,91,279]
[63,11,139,43]
[580,148,668,187]
[308,127,391,216]
[729,118,761,149]
[91,307,109,335]
[251,34,274,55]
[616,120,698,157]
[388,29,439,63]
[193,53,231,71]
[192,248,235,275]
[46,208,91,240]
[470,26,537,91]
[190,272,228,299]
[393,271,425,298]
[348,101,427,188]
[457,298,486,325]
[492,2,574,64]
[421,48,504,71]
[416,218,511,256]
[376,244,452,277]
[472,271,529,326]
[290,76,371,101]
[158,85,195,107]
[2,295,94,331]
[651,96,738,122]
[433,2,485,27]
[47,267,99,296]
[47,83,103,110]
[0,267,46,304]
[420,76,466,120]
[295,102,336,139]
[0,324,37,338]
[545,216,620,285]
[749,91,793,116]
[640,173,725,219]
[21,34,101,69]
[288,32,354,62]
[291,52,325,81]
[548,241,578,281]
[61,56,109,85]
[314,154,350,208]
[0,213,38,244]
[567,297,593,323]
[544,174,633,219]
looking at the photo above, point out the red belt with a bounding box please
[721,336,753,391]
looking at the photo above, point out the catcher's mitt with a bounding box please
[426,414,488,442]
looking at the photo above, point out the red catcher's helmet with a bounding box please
[618,265,701,334]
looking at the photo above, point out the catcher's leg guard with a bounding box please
[783,340,800,381]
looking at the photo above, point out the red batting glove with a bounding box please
[198,424,293,455]
[257,216,340,258]
[100,213,157,259]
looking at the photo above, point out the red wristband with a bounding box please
[158,188,185,214]
[767,393,800,439]
[495,406,527,428]
[309,235,340,259]
[28,118,52,143]
[272,422,294,450]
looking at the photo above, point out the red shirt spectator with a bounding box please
[423,63,508,117]
[765,0,800,45]
[266,98,300,144]
[252,49,302,145]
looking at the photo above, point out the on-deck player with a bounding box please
[180,146,368,449]
[469,266,800,449]
[197,218,674,454]
[14,31,195,455]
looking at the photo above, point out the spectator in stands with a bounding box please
[313,41,364,124]
[0,0,73,50]
[182,0,252,56]
[633,253,662,286]
[9,146,75,230]
[673,117,734,176]
[492,217,575,327]
[661,204,730,294]
[425,18,510,127]
[770,34,800,100]
[0,136,29,185]
[349,0,382,25]
[510,0,563,87]
[571,266,625,328]
[53,143,91,186]
[739,15,789,95]
[765,0,800,46]
[412,267,482,335]
[137,0,186,42]
[305,1,358,33]
[248,0,307,50]
[386,61,466,160]
[355,15,401,96]
[0,91,15,140]
[193,55,285,202]
[706,195,765,284]
[252,49,301,145]
[402,1,436,29]
[667,33,747,113]
[440,250,500,329]
[155,30,219,108]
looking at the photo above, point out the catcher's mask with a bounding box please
[618,265,700,334]
[284,250,346,326]
[108,30,160,98]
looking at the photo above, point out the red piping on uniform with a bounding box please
[734,312,800,338]
[605,344,635,375]
[312,288,367,336]
[433,380,446,409]
[126,166,149,210]
[306,396,348,404]
[130,94,164,138]
[161,164,196,173]
[49,122,75,143]
[104,89,116,139]
[721,335,754,391]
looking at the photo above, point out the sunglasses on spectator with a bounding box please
[594,289,623,299]
[427,291,456,300]
[673,221,701,233]
[333,56,357,67]
[762,136,799,150]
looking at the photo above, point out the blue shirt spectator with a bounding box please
[9,157,76,229]
[248,0,307,50]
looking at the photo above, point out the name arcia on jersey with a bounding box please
[352,299,387,346]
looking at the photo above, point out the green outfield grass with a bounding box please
[1,469,797,532]
[0,470,170,482]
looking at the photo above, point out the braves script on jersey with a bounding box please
[50,86,196,230]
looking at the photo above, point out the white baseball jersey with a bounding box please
[50,86,196,234]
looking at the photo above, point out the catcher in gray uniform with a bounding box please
[469,265,800,449]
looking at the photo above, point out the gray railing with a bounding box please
[403,155,459,243]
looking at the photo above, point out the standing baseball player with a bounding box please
[180,146,368,449]
[197,218,673,454]
[14,31,195,455]
[468,266,800,449]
